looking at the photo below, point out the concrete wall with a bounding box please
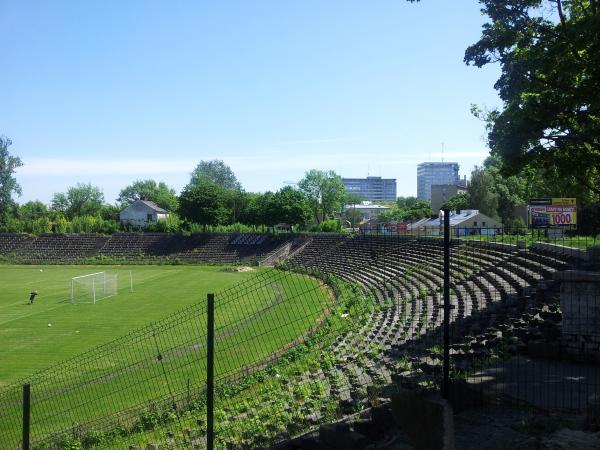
[555,271,600,363]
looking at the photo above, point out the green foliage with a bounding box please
[442,193,469,212]
[146,213,182,233]
[179,178,230,227]
[468,166,499,219]
[0,136,23,225]
[376,197,432,223]
[51,183,105,219]
[271,186,311,227]
[298,169,345,224]
[118,180,179,212]
[466,0,600,201]
[189,159,241,191]
[312,218,342,233]
[18,201,48,222]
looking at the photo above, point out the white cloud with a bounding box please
[17,158,197,177]
[278,137,354,145]
[15,153,355,177]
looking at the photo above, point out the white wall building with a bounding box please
[344,202,390,222]
[119,200,169,227]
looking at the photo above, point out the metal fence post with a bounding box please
[442,208,450,400]
[207,293,215,450]
[22,383,30,450]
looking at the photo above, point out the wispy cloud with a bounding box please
[17,158,197,177]
[16,153,354,177]
[278,137,354,145]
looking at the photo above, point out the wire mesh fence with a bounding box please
[0,225,599,449]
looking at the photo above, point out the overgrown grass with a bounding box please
[0,265,331,449]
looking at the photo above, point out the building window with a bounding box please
[147,214,153,221]
[482,221,486,227]
[473,221,478,226]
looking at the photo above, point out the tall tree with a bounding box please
[465,0,600,200]
[18,201,48,222]
[298,169,345,223]
[0,136,23,224]
[467,166,499,219]
[272,186,311,226]
[190,160,241,191]
[178,178,230,227]
[51,183,104,219]
[118,179,179,211]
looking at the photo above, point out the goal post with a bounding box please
[71,272,118,304]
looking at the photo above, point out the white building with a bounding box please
[119,200,169,227]
[344,202,390,221]
[417,210,503,236]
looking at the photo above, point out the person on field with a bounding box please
[29,291,38,305]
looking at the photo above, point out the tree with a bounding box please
[465,0,600,200]
[271,186,311,227]
[468,167,499,219]
[190,160,241,191]
[18,201,48,222]
[118,180,179,211]
[298,169,345,223]
[51,183,104,219]
[343,193,366,229]
[396,196,419,210]
[0,136,23,224]
[403,199,432,221]
[178,178,230,227]
[442,193,470,212]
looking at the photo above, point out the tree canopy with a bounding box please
[190,160,241,191]
[51,183,105,219]
[118,179,179,212]
[298,169,345,223]
[178,177,230,227]
[0,136,23,224]
[466,0,600,200]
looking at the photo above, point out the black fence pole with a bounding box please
[207,293,215,450]
[442,208,450,400]
[22,383,30,450]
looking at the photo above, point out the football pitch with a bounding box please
[0,264,327,389]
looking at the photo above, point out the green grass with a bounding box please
[458,233,599,249]
[0,265,331,449]
[0,264,263,387]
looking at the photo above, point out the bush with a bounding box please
[312,219,341,233]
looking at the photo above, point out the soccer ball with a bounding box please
[39,269,43,272]
[47,323,52,327]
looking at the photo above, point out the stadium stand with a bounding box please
[0,232,293,264]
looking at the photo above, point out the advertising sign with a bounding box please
[528,198,577,228]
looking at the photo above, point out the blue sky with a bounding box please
[1,1,500,204]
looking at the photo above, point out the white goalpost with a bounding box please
[71,272,118,304]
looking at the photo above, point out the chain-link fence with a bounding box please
[1,224,598,449]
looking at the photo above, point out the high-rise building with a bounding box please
[342,176,397,202]
[417,162,460,201]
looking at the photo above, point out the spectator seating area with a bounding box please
[0,231,576,416]
[285,234,572,396]
[0,232,295,264]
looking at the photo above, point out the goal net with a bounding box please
[71,272,118,304]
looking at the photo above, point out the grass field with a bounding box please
[0,264,332,448]
[0,264,264,387]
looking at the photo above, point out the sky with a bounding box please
[0,0,501,205]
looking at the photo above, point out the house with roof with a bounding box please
[420,210,502,236]
[119,200,170,227]
[343,202,390,222]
